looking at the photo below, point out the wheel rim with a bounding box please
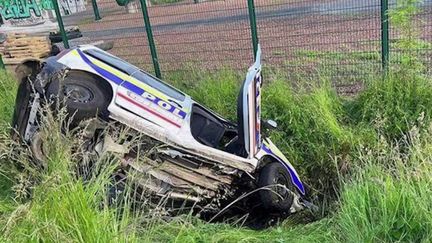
[31,132,48,168]
[64,84,94,103]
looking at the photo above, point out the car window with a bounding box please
[85,48,185,101]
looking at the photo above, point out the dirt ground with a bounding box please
[64,0,432,89]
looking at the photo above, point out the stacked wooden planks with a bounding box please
[0,33,51,65]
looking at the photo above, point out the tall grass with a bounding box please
[335,127,432,242]
[0,65,432,242]
[0,71,17,128]
[0,71,18,226]
[348,70,432,141]
[1,3,431,238]
[0,107,140,242]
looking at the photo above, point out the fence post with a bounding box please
[247,0,259,59]
[0,54,5,69]
[380,0,389,72]
[51,0,69,49]
[91,0,102,20]
[138,0,162,78]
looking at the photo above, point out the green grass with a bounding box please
[0,71,17,219]
[1,1,429,240]
[348,71,432,141]
[1,50,432,242]
[0,71,17,127]
[335,133,432,242]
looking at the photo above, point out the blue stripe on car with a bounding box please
[78,49,123,85]
[77,49,187,120]
[78,49,146,96]
[262,145,305,195]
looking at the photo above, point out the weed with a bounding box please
[334,128,432,242]
[0,1,431,238]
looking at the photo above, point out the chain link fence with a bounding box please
[3,0,431,87]
[61,0,256,76]
[62,0,155,72]
[389,1,432,76]
[256,0,385,89]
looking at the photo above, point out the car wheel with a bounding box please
[11,78,32,141]
[58,72,111,126]
[15,61,40,83]
[258,162,296,212]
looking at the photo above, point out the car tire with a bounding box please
[258,162,296,212]
[30,132,47,165]
[11,78,33,140]
[15,61,40,84]
[56,71,112,126]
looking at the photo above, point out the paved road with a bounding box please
[65,0,432,39]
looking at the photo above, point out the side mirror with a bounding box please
[263,119,277,130]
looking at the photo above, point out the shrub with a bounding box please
[348,72,432,142]
[0,71,17,128]
[335,127,432,242]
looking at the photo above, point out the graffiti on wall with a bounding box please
[0,0,85,26]
[0,0,52,20]
[59,0,86,15]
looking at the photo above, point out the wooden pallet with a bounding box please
[0,33,51,65]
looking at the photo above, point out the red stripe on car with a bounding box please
[117,92,181,128]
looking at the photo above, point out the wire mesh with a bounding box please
[62,0,154,72]
[54,0,431,84]
[389,1,432,76]
[255,0,383,91]
[60,0,254,75]
[147,0,254,73]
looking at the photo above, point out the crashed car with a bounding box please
[12,45,309,214]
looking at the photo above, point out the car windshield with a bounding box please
[85,48,185,101]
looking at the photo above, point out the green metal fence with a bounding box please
[49,0,431,86]
[389,1,432,76]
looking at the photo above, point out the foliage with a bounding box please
[335,129,432,242]
[0,1,431,239]
[0,71,17,128]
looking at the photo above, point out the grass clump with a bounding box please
[349,72,432,141]
[0,2,431,238]
[0,104,142,242]
[0,71,17,127]
[262,79,364,201]
[335,128,432,242]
